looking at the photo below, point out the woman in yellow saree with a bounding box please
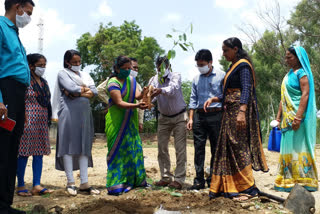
[274,46,318,192]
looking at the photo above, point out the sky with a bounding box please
[0,0,300,92]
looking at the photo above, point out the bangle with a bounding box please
[294,117,302,121]
[239,109,246,113]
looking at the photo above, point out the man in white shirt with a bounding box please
[149,56,187,190]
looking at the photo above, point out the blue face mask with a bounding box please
[118,68,131,79]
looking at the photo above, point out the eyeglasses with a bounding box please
[132,66,139,70]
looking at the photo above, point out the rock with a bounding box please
[240,203,252,209]
[31,204,46,213]
[284,184,315,214]
[70,203,77,210]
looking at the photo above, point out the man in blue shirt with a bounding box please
[0,0,34,213]
[187,49,225,190]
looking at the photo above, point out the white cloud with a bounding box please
[214,0,246,9]
[91,0,113,19]
[162,13,182,23]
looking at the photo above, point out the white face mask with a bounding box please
[163,68,170,77]
[130,70,138,78]
[198,65,210,75]
[16,11,31,28]
[71,65,81,72]
[34,67,45,77]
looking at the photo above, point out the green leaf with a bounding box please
[183,33,187,42]
[167,50,172,60]
[171,50,176,59]
[179,35,183,41]
[170,192,182,197]
[166,34,172,38]
[190,23,193,34]
[179,43,188,51]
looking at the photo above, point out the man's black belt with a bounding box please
[161,108,186,118]
[197,107,222,113]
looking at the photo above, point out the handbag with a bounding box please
[267,127,281,152]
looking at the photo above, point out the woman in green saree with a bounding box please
[274,46,318,192]
[105,56,147,195]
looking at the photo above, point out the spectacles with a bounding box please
[132,66,139,70]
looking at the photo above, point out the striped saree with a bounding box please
[105,76,146,195]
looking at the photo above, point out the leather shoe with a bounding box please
[8,207,26,214]
[168,181,182,190]
[187,183,205,190]
[153,180,170,187]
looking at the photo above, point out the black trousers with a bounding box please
[192,111,222,185]
[0,78,26,212]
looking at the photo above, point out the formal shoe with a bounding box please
[8,207,26,214]
[168,181,182,190]
[187,183,205,190]
[153,180,170,187]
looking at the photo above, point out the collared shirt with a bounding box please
[0,16,30,103]
[149,72,186,116]
[189,68,225,109]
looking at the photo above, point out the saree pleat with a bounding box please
[105,77,146,195]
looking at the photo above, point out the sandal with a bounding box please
[66,185,77,196]
[79,187,100,195]
[32,188,53,196]
[17,189,32,197]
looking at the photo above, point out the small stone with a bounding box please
[255,204,260,210]
[241,203,251,209]
[70,203,76,210]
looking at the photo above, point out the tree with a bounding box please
[77,20,164,87]
[76,21,164,132]
[181,80,192,108]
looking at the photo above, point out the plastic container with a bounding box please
[267,127,281,152]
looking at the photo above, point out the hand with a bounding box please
[292,119,301,131]
[81,90,94,99]
[138,102,148,110]
[236,111,246,131]
[187,119,193,131]
[0,103,8,121]
[151,88,162,97]
[139,123,143,133]
[203,98,213,112]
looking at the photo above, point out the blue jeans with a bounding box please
[16,155,43,187]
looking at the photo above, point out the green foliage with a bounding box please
[77,20,164,87]
[142,119,157,133]
[181,80,192,107]
[76,21,164,132]
[158,24,194,81]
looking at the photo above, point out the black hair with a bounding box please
[27,53,46,66]
[223,37,253,65]
[63,50,81,68]
[288,47,298,57]
[130,57,138,62]
[156,56,169,68]
[109,55,131,78]
[5,0,35,11]
[195,49,212,62]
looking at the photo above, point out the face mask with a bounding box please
[163,68,170,77]
[71,65,81,72]
[34,67,45,77]
[118,68,131,79]
[198,65,210,74]
[16,11,31,28]
[130,70,138,78]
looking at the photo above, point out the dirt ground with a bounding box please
[12,134,320,214]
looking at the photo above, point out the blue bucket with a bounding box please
[267,127,281,152]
